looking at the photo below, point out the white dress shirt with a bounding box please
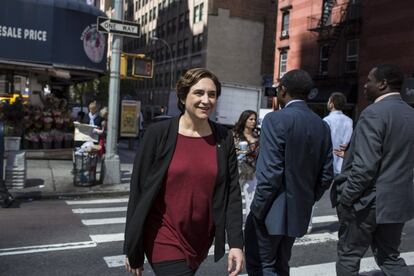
[323,111,353,175]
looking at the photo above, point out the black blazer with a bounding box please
[83,113,103,128]
[331,95,414,223]
[124,116,243,269]
[251,101,333,237]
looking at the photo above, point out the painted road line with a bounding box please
[240,250,414,276]
[104,231,339,269]
[104,255,150,267]
[82,217,126,226]
[295,231,338,246]
[311,215,338,224]
[104,255,127,267]
[93,230,338,247]
[66,198,129,205]
[90,233,124,243]
[72,207,127,214]
[0,241,97,256]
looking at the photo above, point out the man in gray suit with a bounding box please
[245,69,333,275]
[331,64,414,276]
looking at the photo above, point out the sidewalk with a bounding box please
[7,139,138,199]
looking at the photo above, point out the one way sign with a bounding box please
[97,17,141,38]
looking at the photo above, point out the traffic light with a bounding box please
[120,53,153,79]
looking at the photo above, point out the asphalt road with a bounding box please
[1,193,414,276]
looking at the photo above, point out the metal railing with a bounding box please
[307,2,361,32]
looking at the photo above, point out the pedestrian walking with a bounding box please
[124,68,244,276]
[331,64,414,276]
[307,92,353,233]
[233,110,259,218]
[244,69,333,275]
[323,92,353,176]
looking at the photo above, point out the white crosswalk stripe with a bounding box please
[82,217,126,225]
[239,251,414,276]
[72,207,127,214]
[67,197,411,275]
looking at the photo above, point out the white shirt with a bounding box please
[284,99,304,108]
[323,111,353,175]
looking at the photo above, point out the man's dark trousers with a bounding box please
[336,204,410,276]
[245,214,295,276]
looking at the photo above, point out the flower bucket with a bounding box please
[31,141,41,149]
[4,137,21,151]
[42,141,53,149]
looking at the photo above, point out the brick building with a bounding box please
[273,0,414,118]
[118,0,276,116]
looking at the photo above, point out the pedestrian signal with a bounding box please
[120,53,153,79]
[132,57,153,78]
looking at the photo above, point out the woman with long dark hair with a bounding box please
[233,110,259,217]
[124,68,244,276]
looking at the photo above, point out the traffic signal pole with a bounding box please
[102,0,122,184]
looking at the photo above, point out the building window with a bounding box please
[183,38,188,55]
[346,39,359,72]
[167,19,176,35]
[179,13,185,30]
[319,45,329,75]
[171,43,176,57]
[193,3,204,23]
[178,40,183,56]
[279,51,288,78]
[281,11,289,38]
[192,33,203,52]
[185,10,189,25]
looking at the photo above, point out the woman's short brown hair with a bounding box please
[175,68,221,113]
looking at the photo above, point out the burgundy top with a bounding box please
[144,133,217,269]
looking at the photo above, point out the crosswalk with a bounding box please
[65,196,414,275]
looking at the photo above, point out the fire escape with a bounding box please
[307,0,362,57]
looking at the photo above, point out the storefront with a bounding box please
[0,0,108,150]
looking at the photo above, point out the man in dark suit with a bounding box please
[331,64,414,276]
[245,69,333,275]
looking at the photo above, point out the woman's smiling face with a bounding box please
[183,78,217,120]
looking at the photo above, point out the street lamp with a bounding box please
[150,36,175,90]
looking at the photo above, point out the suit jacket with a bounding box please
[83,113,103,128]
[123,116,243,269]
[331,95,414,223]
[251,101,333,237]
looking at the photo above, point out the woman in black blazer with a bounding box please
[124,68,244,276]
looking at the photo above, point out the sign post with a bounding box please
[99,1,124,185]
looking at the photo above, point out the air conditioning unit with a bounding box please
[281,30,288,37]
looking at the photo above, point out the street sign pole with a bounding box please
[102,0,123,185]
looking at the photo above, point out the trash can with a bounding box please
[73,149,98,187]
